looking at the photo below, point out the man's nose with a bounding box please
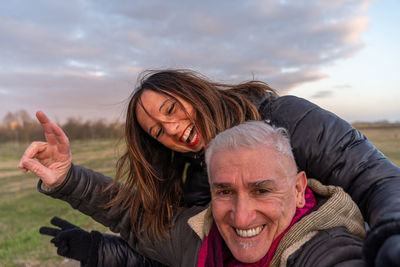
[163,121,180,136]
[232,195,256,228]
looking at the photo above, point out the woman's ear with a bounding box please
[295,171,307,208]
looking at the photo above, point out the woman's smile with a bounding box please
[180,124,200,146]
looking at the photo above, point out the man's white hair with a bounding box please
[205,121,296,177]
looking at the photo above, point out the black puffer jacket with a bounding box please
[40,95,400,266]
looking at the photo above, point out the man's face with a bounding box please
[210,146,306,263]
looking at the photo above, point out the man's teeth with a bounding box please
[235,226,263,238]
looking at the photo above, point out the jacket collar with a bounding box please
[187,205,213,240]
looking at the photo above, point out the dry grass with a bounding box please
[355,126,400,166]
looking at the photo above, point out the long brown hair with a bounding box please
[106,69,277,241]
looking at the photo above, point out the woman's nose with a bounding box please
[163,121,180,136]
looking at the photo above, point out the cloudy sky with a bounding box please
[1,0,399,124]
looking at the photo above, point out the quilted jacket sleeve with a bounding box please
[87,207,204,267]
[262,95,400,265]
[82,232,167,267]
[261,95,400,228]
[287,227,366,267]
[38,164,134,239]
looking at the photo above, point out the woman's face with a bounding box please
[136,89,206,153]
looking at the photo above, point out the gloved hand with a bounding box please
[40,216,92,262]
[375,235,400,267]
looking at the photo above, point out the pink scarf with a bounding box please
[197,187,316,267]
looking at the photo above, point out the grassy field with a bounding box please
[0,127,399,267]
[0,139,123,267]
[356,126,400,166]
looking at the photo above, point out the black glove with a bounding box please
[40,216,93,262]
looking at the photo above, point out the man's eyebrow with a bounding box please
[248,180,276,187]
[211,182,232,189]
[212,180,276,188]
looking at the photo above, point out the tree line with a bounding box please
[0,110,124,143]
[2,110,398,144]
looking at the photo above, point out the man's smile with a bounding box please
[235,225,265,238]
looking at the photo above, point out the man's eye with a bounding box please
[167,103,175,114]
[254,188,270,195]
[217,190,232,196]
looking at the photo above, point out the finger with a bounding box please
[36,110,57,145]
[40,226,60,237]
[19,157,55,184]
[51,123,70,155]
[56,241,69,257]
[50,236,65,247]
[50,237,69,254]
[51,216,77,230]
[18,157,29,172]
[19,142,47,162]
[19,156,46,175]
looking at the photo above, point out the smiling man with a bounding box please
[194,121,367,266]
[41,121,368,266]
[206,130,308,264]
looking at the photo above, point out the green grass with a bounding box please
[0,139,119,267]
[0,193,106,267]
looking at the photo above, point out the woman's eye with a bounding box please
[167,103,175,114]
[155,128,162,138]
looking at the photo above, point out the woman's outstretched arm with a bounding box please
[262,95,400,265]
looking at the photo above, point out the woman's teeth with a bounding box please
[235,226,263,238]
[182,125,194,143]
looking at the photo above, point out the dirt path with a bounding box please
[51,259,80,267]
[15,258,79,267]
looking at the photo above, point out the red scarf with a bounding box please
[197,187,316,267]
